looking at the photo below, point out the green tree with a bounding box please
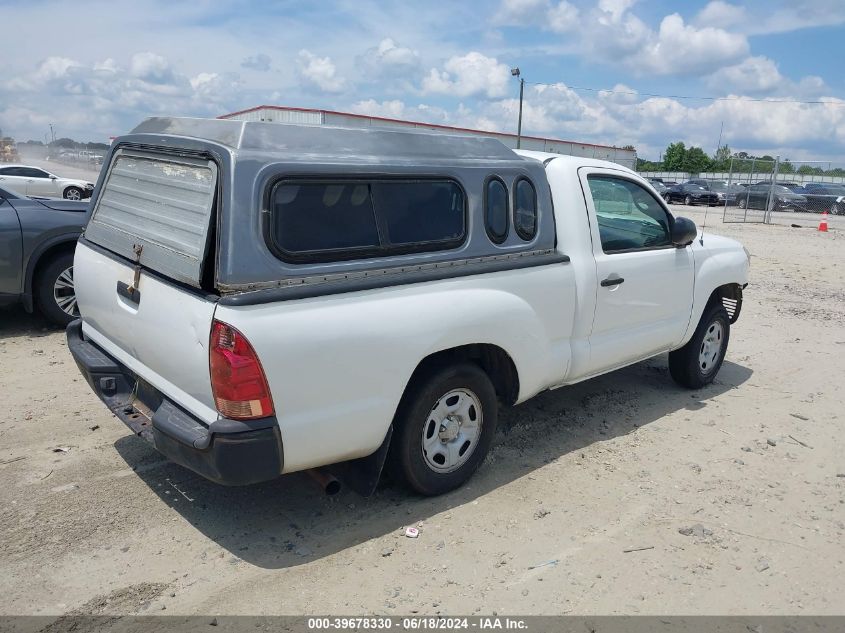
[663,142,686,170]
[683,146,712,173]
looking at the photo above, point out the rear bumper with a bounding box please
[66,319,284,485]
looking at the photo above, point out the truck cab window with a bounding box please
[587,175,671,253]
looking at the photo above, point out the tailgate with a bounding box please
[74,241,219,424]
[75,148,221,424]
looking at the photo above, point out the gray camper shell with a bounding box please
[84,117,562,305]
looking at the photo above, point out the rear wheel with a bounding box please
[390,363,497,496]
[35,252,78,327]
[669,303,730,389]
[832,203,843,215]
[684,195,693,206]
[738,197,747,209]
[63,186,83,201]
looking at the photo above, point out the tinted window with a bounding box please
[270,179,465,261]
[0,167,27,176]
[371,181,464,246]
[21,168,49,178]
[485,178,508,243]
[513,178,537,240]
[587,176,672,252]
[272,183,380,254]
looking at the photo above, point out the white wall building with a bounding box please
[219,105,637,169]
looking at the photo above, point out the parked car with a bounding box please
[0,164,95,200]
[663,183,720,206]
[792,183,845,214]
[736,184,808,210]
[647,179,668,195]
[0,184,88,324]
[684,180,745,205]
[754,180,803,192]
[67,118,749,497]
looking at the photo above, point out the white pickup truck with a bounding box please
[67,118,749,496]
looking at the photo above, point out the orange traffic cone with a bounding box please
[818,211,829,232]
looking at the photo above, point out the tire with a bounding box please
[832,203,843,215]
[669,303,730,389]
[738,197,747,209]
[35,252,78,327]
[63,186,83,200]
[684,195,693,206]
[389,363,498,496]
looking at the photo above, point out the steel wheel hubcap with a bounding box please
[53,266,78,316]
[421,388,483,473]
[699,320,724,374]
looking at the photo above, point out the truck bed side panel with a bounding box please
[214,263,576,473]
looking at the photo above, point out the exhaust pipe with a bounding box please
[306,468,341,496]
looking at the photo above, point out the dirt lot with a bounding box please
[1,212,843,617]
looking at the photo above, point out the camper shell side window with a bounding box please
[264,177,467,263]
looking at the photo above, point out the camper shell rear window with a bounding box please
[84,149,217,287]
[266,178,466,263]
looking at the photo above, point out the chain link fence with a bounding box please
[641,156,845,224]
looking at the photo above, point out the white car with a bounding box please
[67,118,749,497]
[0,164,95,200]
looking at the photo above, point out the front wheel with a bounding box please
[669,303,730,389]
[832,203,843,215]
[390,363,498,496]
[63,186,83,200]
[684,195,693,206]
[738,197,747,209]
[35,252,78,326]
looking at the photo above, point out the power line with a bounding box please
[523,80,845,106]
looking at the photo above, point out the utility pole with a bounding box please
[716,120,723,155]
[510,67,524,149]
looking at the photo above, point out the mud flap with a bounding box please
[327,425,393,497]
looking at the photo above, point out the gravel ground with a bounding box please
[0,211,843,617]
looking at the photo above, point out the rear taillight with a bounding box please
[209,320,274,420]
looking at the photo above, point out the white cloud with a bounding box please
[547,1,579,32]
[708,56,783,93]
[34,57,82,82]
[598,83,639,105]
[694,1,746,28]
[493,0,550,26]
[422,52,512,99]
[241,54,271,72]
[350,99,409,119]
[636,14,749,75]
[357,38,421,81]
[296,50,345,93]
[129,52,176,84]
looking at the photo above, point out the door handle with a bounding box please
[600,276,624,287]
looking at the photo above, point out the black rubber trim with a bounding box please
[219,251,571,306]
[600,277,624,287]
[66,319,283,486]
[116,280,140,304]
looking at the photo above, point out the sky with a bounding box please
[1,0,844,162]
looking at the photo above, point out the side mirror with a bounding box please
[50,175,57,180]
[671,216,697,247]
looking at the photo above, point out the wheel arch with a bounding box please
[23,234,80,312]
[403,343,521,408]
